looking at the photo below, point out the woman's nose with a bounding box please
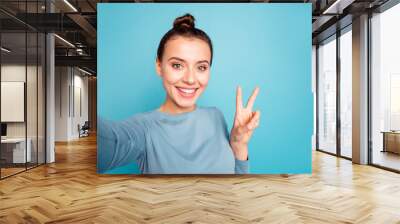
[183,68,195,85]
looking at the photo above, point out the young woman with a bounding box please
[98,13,260,174]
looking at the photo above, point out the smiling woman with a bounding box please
[97,13,260,174]
[155,14,213,113]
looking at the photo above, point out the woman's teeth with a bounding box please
[177,87,196,94]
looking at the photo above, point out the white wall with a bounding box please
[1,65,26,133]
[1,64,46,164]
[55,67,89,141]
[71,72,89,139]
[1,65,41,137]
[55,66,69,141]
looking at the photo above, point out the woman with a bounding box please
[98,13,260,174]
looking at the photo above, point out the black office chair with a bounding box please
[78,121,90,138]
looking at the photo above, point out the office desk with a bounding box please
[1,138,31,163]
[382,131,400,154]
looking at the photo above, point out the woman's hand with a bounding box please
[230,86,260,161]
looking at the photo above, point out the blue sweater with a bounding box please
[97,106,249,174]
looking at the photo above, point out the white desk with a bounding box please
[1,138,31,163]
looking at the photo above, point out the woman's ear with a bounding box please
[155,59,162,77]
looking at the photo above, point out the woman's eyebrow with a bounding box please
[167,57,209,65]
[197,60,210,65]
[168,57,185,62]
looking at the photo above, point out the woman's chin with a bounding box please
[172,97,197,110]
[172,94,199,110]
[169,87,203,112]
[176,102,196,110]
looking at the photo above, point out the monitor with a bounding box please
[1,123,7,137]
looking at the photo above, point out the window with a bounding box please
[339,27,352,158]
[371,2,400,171]
[317,36,337,154]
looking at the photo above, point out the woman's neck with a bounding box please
[159,97,196,114]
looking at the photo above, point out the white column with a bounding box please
[46,1,55,163]
[352,14,369,164]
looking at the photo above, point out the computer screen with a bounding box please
[1,123,7,137]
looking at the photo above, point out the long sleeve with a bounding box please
[97,116,146,173]
[214,108,250,174]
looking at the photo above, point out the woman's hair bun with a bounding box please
[173,13,195,29]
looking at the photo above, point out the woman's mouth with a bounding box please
[175,86,198,98]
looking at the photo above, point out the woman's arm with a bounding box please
[229,86,260,164]
[97,116,146,173]
[235,158,249,174]
[215,108,250,174]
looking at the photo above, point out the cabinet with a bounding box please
[382,132,400,154]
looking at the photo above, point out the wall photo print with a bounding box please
[97,3,312,174]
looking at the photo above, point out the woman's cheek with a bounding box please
[197,72,210,86]
[164,68,184,84]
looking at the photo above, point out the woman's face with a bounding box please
[156,36,211,111]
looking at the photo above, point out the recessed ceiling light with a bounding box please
[54,34,75,48]
[1,47,11,53]
[322,0,354,15]
[78,67,93,76]
[63,0,78,12]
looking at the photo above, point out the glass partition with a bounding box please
[317,35,337,154]
[371,3,400,171]
[1,30,28,177]
[339,27,352,158]
[0,1,46,179]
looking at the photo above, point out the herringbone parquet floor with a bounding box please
[1,134,400,224]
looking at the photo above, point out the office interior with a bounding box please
[0,0,97,179]
[0,0,399,223]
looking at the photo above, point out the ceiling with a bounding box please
[0,0,393,75]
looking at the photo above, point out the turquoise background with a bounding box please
[98,3,313,174]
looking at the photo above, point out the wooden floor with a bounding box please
[1,163,45,178]
[1,167,26,178]
[1,135,400,224]
[373,150,400,171]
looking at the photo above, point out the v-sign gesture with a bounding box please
[230,86,261,161]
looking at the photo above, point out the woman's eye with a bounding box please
[172,63,182,69]
[198,65,208,71]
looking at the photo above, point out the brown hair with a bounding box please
[157,13,213,66]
